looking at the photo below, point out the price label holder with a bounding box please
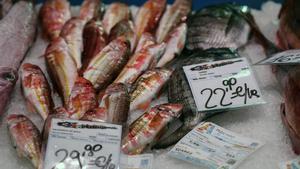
[256,49,300,65]
[279,158,300,169]
[44,118,122,169]
[168,122,264,169]
[183,57,265,112]
[120,154,154,169]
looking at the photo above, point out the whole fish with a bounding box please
[21,63,54,120]
[122,103,183,155]
[82,19,107,70]
[156,0,192,43]
[81,107,107,122]
[115,43,166,86]
[66,77,97,120]
[109,20,137,52]
[277,0,300,50]
[99,83,130,127]
[135,33,156,54]
[45,37,78,105]
[156,23,187,67]
[153,48,240,149]
[186,4,252,50]
[102,2,131,34]
[60,17,85,69]
[130,68,173,112]
[79,0,100,23]
[7,114,41,168]
[40,0,71,40]
[134,0,167,40]
[83,37,130,91]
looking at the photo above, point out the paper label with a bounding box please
[168,122,264,169]
[44,119,122,169]
[120,154,154,169]
[183,58,264,112]
[256,49,300,65]
[280,158,300,169]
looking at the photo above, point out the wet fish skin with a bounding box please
[122,103,183,155]
[115,43,166,86]
[79,0,100,23]
[102,2,131,34]
[21,63,54,120]
[82,19,107,71]
[130,68,173,112]
[66,77,97,120]
[156,23,187,67]
[109,20,137,52]
[81,107,107,122]
[45,37,78,105]
[83,37,130,91]
[156,0,192,43]
[135,33,156,54]
[40,0,71,40]
[134,0,167,40]
[7,114,42,168]
[60,17,85,69]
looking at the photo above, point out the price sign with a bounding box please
[256,49,300,65]
[44,119,122,169]
[168,122,264,169]
[183,57,264,112]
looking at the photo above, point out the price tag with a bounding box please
[44,119,122,169]
[183,57,264,112]
[256,49,300,65]
[168,122,264,169]
[279,158,300,169]
[120,154,154,169]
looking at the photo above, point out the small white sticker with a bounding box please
[168,122,264,169]
[44,119,122,169]
[257,49,300,65]
[279,158,300,169]
[120,154,154,169]
[183,57,264,112]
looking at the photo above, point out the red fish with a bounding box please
[79,0,100,23]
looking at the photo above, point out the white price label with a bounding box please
[44,119,122,169]
[279,158,300,169]
[183,57,264,112]
[257,49,300,65]
[120,154,154,169]
[168,122,264,169]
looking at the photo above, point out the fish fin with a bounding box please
[137,100,152,111]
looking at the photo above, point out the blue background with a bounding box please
[37,0,283,9]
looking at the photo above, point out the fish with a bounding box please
[98,83,130,127]
[115,43,166,86]
[156,0,192,43]
[122,103,183,155]
[66,77,97,120]
[0,0,37,116]
[186,3,252,51]
[82,19,107,71]
[81,107,107,122]
[277,0,300,50]
[60,17,85,69]
[7,114,42,168]
[83,37,130,91]
[156,23,187,67]
[40,0,71,41]
[130,68,173,112]
[79,0,100,23]
[153,48,240,149]
[45,37,78,105]
[102,2,131,34]
[21,63,54,120]
[135,33,156,54]
[109,20,137,52]
[134,0,167,40]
